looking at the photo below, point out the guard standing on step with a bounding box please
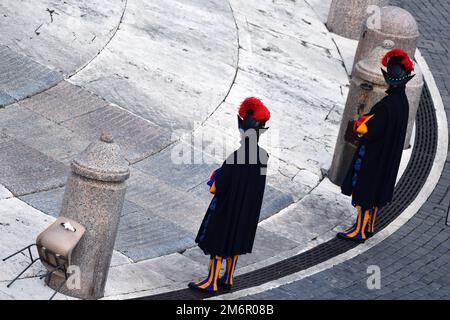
[338,48,415,243]
[188,97,270,293]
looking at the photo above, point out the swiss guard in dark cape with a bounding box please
[338,48,415,243]
[188,97,270,293]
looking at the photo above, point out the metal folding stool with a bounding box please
[3,217,85,300]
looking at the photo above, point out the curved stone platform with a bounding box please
[0,0,351,266]
[0,0,442,300]
[0,0,127,75]
[70,0,239,131]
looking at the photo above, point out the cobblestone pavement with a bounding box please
[246,0,450,300]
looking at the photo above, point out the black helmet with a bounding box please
[381,48,415,86]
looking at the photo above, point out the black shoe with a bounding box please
[188,282,217,293]
[336,232,366,243]
[218,281,233,291]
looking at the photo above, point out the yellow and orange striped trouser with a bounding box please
[221,255,239,285]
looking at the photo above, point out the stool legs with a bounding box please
[3,244,40,288]
[3,244,69,300]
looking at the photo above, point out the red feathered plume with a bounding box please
[381,48,414,72]
[239,97,271,122]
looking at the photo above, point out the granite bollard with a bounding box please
[48,132,130,299]
[353,6,419,69]
[352,6,423,149]
[329,40,393,185]
[327,0,389,40]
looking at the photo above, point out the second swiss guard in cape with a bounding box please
[338,48,415,243]
[188,97,271,293]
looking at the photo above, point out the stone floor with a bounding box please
[0,0,358,299]
[0,0,446,300]
[0,0,352,270]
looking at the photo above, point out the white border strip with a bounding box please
[210,50,449,300]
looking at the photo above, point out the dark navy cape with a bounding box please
[195,137,268,257]
[341,86,409,210]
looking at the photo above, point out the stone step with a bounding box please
[61,103,172,164]
[0,135,67,196]
[0,105,91,165]
[116,207,194,261]
[182,227,300,270]
[105,253,206,298]
[19,81,109,124]
[0,45,63,107]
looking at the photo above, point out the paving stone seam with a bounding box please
[89,102,179,164]
[190,0,240,135]
[0,78,60,107]
[66,0,129,79]
[0,133,68,196]
[330,37,350,75]
[15,89,106,127]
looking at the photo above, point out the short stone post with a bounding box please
[328,40,393,186]
[353,6,419,69]
[352,6,423,149]
[327,0,389,40]
[49,132,130,299]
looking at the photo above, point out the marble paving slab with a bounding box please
[132,140,220,192]
[305,0,333,23]
[260,178,355,244]
[116,205,194,261]
[19,187,65,218]
[61,104,172,164]
[70,0,238,131]
[0,0,127,75]
[0,90,15,107]
[125,168,206,235]
[19,81,109,124]
[230,0,336,51]
[0,105,91,164]
[0,198,54,282]
[0,45,63,105]
[0,135,68,196]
